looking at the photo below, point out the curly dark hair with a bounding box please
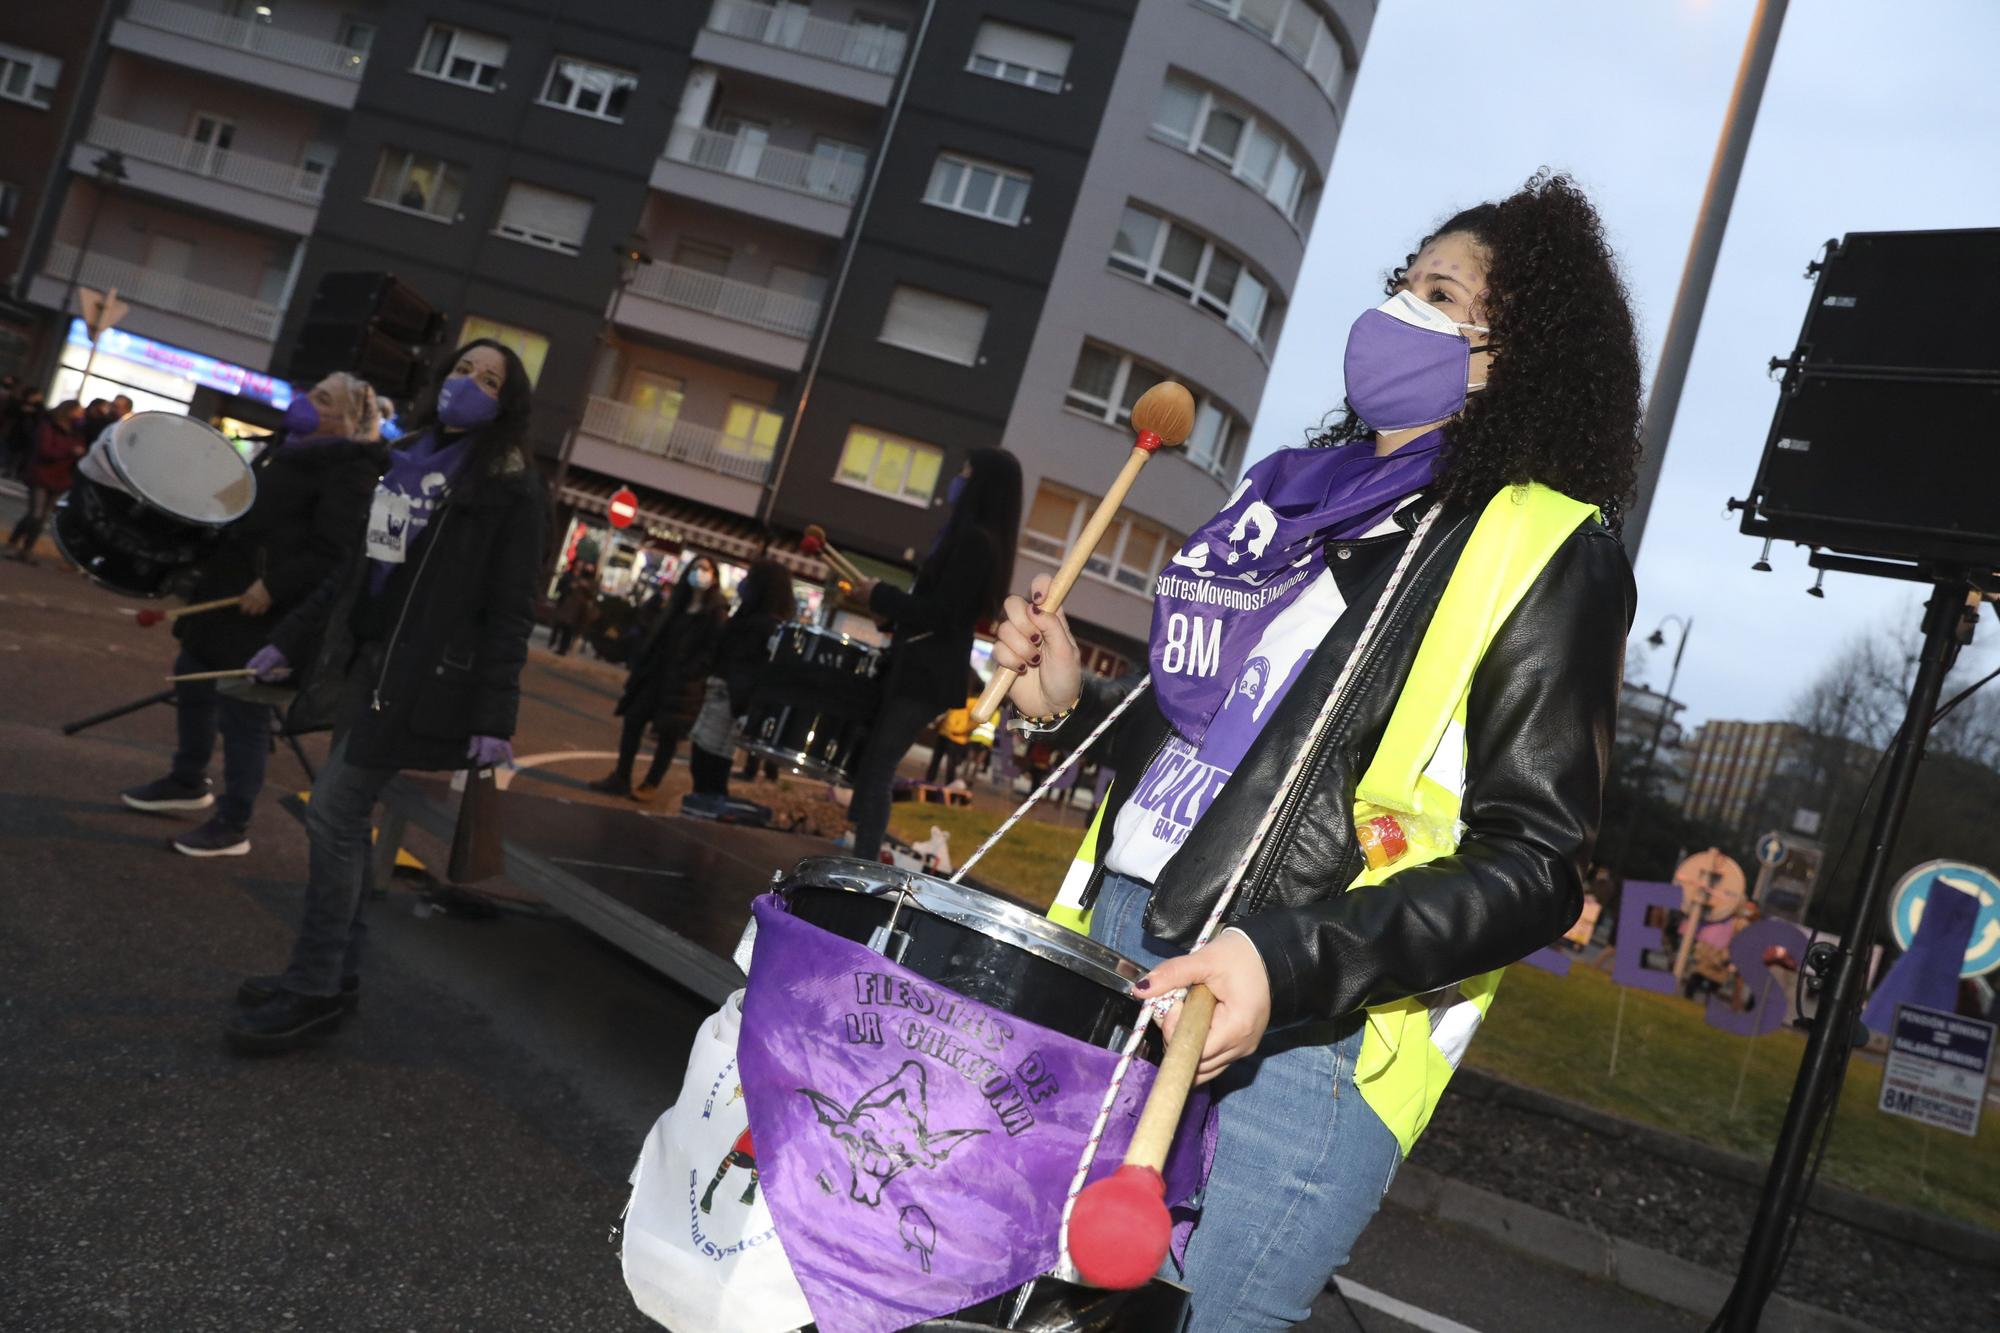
[1310,170,1643,526]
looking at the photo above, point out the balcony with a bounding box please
[695,0,905,105]
[34,243,281,370]
[615,261,821,371]
[78,117,325,235]
[574,396,773,515]
[112,0,369,110]
[653,125,861,238]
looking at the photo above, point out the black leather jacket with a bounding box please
[1049,495,1635,1032]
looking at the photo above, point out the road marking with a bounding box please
[1334,1278,1487,1333]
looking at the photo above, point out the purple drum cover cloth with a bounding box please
[738,895,1206,1333]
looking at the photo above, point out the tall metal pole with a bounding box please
[1624,0,1789,559]
[1718,577,1971,1328]
[1607,616,1691,874]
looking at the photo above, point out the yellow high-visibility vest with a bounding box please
[1047,484,1597,1154]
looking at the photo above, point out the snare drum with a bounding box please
[53,413,256,598]
[741,623,883,783]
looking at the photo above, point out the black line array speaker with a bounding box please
[1736,228,2000,568]
[286,272,445,402]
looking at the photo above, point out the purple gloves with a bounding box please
[467,735,514,769]
[246,645,290,682]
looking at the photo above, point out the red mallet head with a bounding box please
[134,608,166,628]
[1067,1164,1170,1290]
[800,533,825,555]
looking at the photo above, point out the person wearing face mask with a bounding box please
[119,374,387,856]
[6,398,87,563]
[988,173,1640,1330]
[842,446,1021,860]
[223,338,546,1054]
[590,555,730,800]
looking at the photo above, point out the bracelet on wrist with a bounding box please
[1008,699,1077,734]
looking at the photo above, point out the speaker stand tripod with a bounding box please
[62,688,317,784]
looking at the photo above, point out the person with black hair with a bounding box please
[844,446,1021,860]
[223,338,546,1054]
[6,398,85,563]
[990,172,1640,1329]
[682,557,798,821]
[590,555,729,800]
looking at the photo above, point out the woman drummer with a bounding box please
[225,338,546,1054]
[989,172,1640,1330]
[119,374,385,856]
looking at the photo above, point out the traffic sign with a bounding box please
[1756,832,1787,867]
[607,487,639,530]
[1889,860,2000,979]
[78,285,130,338]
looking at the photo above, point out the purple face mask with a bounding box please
[1342,291,1489,432]
[282,395,321,438]
[437,374,501,430]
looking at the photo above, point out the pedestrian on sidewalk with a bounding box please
[79,398,115,446]
[548,559,597,655]
[224,339,545,1054]
[2,387,45,480]
[590,555,727,801]
[6,399,86,563]
[841,446,1021,860]
[924,675,980,788]
[683,558,796,819]
[119,373,386,856]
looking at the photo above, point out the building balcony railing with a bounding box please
[623,261,822,340]
[581,397,774,483]
[84,116,327,205]
[124,0,370,79]
[662,124,865,205]
[44,243,283,342]
[704,0,908,74]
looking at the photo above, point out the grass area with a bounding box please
[885,800,1999,1231]
[1471,963,2000,1231]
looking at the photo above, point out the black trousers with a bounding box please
[689,744,732,797]
[613,713,682,787]
[847,694,937,861]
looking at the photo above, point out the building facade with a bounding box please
[1679,719,1812,836]
[9,0,1374,650]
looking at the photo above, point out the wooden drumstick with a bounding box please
[165,667,260,683]
[971,381,1195,723]
[134,595,244,628]
[802,525,868,584]
[1067,982,1216,1289]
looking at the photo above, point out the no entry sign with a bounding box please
[607,487,639,529]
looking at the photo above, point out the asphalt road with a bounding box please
[0,545,1703,1332]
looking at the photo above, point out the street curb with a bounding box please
[1451,1066,2000,1269]
[1384,1164,1878,1333]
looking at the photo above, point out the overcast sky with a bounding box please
[1247,0,2000,728]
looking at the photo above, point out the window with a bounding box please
[723,400,784,461]
[539,55,636,122]
[835,426,943,505]
[186,113,236,176]
[1023,483,1181,593]
[367,148,466,221]
[672,239,732,275]
[1066,342,1247,480]
[844,15,908,71]
[415,23,507,91]
[878,286,987,366]
[0,181,20,237]
[458,315,549,385]
[1108,204,1281,350]
[1193,0,1347,101]
[967,20,1069,92]
[923,153,1030,225]
[629,372,684,431]
[340,19,378,53]
[296,143,336,196]
[809,138,868,193]
[1152,73,1312,220]
[0,43,61,109]
[494,181,592,255]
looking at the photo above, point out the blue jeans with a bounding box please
[280,731,397,997]
[170,647,271,830]
[1090,872,1401,1332]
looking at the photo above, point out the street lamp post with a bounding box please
[1609,614,1694,875]
[48,150,127,396]
[548,233,650,578]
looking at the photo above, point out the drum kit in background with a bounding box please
[53,412,256,599]
[738,622,885,788]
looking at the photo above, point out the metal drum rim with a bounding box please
[739,739,843,782]
[775,622,882,654]
[106,412,254,528]
[784,855,1148,990]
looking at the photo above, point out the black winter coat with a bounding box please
[1051,494,1635,1032]
[616,602,727,733]
[867,526,999,713]
[177,437,384,668]
[271,441,545,771]
[715,609,786,712]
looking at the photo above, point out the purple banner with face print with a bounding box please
[738,896,1203,1333]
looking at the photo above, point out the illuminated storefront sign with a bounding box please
[64,319,293,408]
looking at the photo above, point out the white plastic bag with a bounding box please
[621,990,813,1333]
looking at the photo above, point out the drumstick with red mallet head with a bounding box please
[801,524,869,585]
[970,380,1194,724]
[133,595,249,628]
[1067,981,1216,1289]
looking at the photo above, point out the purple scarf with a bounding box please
[366,429,476,595]
[1148,432,1444,741]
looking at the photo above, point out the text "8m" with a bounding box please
[1160,613,1221,676]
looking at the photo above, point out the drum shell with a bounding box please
[52,474,220,598]
[741,624,884,783]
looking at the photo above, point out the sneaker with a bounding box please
[237,973,359,1013]
[586,774,632,795]
[633,782,661,802]
[680,791,725,820]
[223,990,346,1054]
[121,775,215,813]
[172,818,250,858]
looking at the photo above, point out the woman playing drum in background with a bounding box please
[6,398,86,564]
[119,373,386,857]
[224,338,545,1055]
[989,172,1641,1330]
[843,446,1021,860]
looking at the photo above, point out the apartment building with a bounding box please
[1680,720,1813,836]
